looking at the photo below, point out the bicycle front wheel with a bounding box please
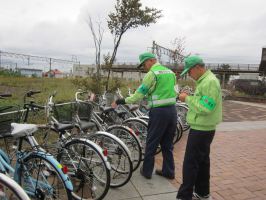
[0,173,30,200]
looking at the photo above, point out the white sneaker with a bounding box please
[192,192,212,200]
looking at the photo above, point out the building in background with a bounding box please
[18,68,43,77]
[72,64,95,77]
[72,63,145,81]
[44,69,65,78]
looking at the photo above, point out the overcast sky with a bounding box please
[1,0,266,66]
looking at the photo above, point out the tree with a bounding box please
[217,64,231,88]
[85,15,104,80]
[105,0,162,91]
[170,37,188,65]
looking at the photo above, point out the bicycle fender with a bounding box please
[94,131,132,161]
[64,138,111,170]
[26,151,73,191]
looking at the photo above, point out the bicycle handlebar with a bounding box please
[26,90,41,97]
[24,102,46,110]
[75,90,86,101]
[0,93,12,98]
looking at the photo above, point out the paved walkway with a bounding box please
[108,100,266,200]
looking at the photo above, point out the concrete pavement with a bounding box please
[107,100,266,200]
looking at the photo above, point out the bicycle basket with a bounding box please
[0,106,22,136]
[53,102,75,124]
[76,101,93,122]
[105,92,115,107]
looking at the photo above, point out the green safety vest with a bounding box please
[147,65,177,107]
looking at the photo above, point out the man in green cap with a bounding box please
[176,55,222,200]
[112,52,177,179]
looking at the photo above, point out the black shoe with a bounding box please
[140,166,151,179]
[155,169,175,180]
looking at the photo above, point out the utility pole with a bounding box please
[0,50,2,68]
[49,58,52,71]
[27,56,30,66]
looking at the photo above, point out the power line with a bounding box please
[0,50,80,71]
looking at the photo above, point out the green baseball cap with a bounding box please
[180,55,204,76]
[137,52,156,68]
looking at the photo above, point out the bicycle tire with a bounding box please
[123,118,162,159]
[106,124,142,171]
[85,132,133,188]
[0,173,31,200]
[175,104,190,131]
[57,138,110,200]
[18,152,73,200]
[173,117,184,144]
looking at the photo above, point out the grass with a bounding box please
[0,76,194,105]
[0,77,79,106]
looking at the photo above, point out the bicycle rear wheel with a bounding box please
[123,118,162,159]
[86,132,133,188]
[173,117,184,144]
[19,153,72,200]
[176,104,190,131]
[106,125,142,171]
[57,138,110,200]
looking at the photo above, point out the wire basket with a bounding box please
[53,102,76,124]
[0,105,22,137]
[76,101,93,122]
[105,92,115,107]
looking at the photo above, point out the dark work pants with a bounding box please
[177,129,215,200]
[142,105,177,178]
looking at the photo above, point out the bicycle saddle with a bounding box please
[11,123,38,138]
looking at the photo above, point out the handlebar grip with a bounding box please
[0,94,12,97]
[26,90,41,97]
[32,90,41,94]
[32,104,45,110]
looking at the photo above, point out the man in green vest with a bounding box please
[176,55,222,200]
[112,52,177,179]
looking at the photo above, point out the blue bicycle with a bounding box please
[0,94,73,200]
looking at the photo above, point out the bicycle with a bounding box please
[0,172,31,200]
[24,91,132,189]
[115,88,184,153]
[0,94,30,200]
[75,91,142,172]
[22,91,111,200]
[0,94,73,200]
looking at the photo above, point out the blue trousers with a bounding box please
[177,129,215,200]
[142,105,177,177]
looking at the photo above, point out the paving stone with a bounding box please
[105,180,140,200]
[142,192,177,200]
[107,100,266,200]
[130,170,177,196]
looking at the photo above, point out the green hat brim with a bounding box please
[137,62,144,69]
[137,58,149,69]
[180,68,190,76]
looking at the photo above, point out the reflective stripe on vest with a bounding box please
[153,70,174,75]
[148,97,176,106]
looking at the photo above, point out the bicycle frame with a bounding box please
[0,143,73,197]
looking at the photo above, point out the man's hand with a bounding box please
[179,92,188,102]
[111,101,118,108]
